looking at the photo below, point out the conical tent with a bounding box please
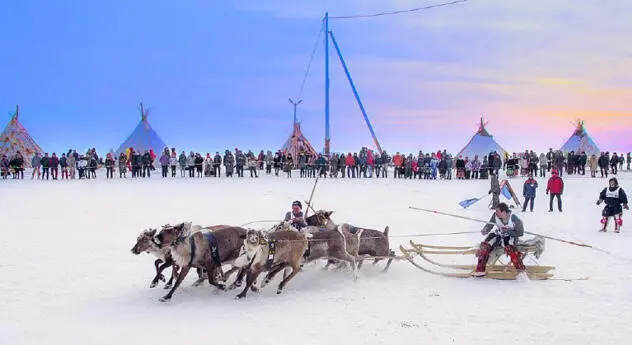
[457,117,507,159]
[560,120,600,156]
[115,103,168,159]
[0,105,44,168]
[281,122,318,163]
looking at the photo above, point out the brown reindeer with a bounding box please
[273,222,363,280]
[235,229,310,299]
[306,211,394,272]
[306,210,335,228]
[130,228,178,289]
[337,223,394,272]
[156,223,247,302]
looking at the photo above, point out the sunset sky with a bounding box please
[1,0,631,155]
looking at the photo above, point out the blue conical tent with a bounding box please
[115,103,167,159]
[457,117,507,160]
[560,120,600,156]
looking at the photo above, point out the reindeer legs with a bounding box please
[165,263,179,289]
[276,264,300,295]
[160,265,191,302]
[260,264,287,288]
[191,267,207,287]
[151,259,173,289]
[204,265,227,291]
[150,259,169,288]
[236,269,262,299]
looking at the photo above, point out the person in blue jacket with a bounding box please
[522,173,538,212]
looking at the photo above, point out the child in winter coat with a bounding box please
[522,174,538,212]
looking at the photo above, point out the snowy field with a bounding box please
[1,171,631,345]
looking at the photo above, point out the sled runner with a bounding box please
[399,237,556,280]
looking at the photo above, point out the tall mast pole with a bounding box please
[288,98,303,125]
[324,12,331,156]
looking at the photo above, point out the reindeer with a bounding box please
[273,222,363,280]
[305,210,336,229]
[337,223,394,272]
[305,210,394,272]
[156,223,247,302]
[234,229,310,299]
[130,228,178,289]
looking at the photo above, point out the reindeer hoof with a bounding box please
[276,289,283,295]
[191,280,204,287]
[150,282,158,288]
[235,293,246,300]
[250,286,260,293]
[159,296,171,303]
[159,274,166,282]
[164,283,173,290]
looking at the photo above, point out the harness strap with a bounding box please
[203,232,222,267]
[265,240,276,270]
[189,236,196,266]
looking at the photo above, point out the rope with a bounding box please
[330,0,468,20]
[296,22,324,100]
[246,229,479,243]
[238,220,283,227]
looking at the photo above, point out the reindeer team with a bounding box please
[130,210,394,302]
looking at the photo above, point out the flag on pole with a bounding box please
[459,198,480,209]
[458,194,488,208]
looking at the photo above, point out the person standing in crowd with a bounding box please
[40,153,50,180]
[49,153,59,180]
[31,152,41,180]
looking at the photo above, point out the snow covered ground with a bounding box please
[1,170,631,345]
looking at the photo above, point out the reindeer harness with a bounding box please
[187,232,222,267]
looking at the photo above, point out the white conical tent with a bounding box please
[456,117,507,159]
[281,122,318,163]
[115,103,168,159]
[560,120,600,156]
[0,105,44,168]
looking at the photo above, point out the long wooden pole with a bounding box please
[408,206,595,249]
[304,173,320,218]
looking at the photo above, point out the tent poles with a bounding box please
[328,30,384,155]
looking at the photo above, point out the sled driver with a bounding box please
[284,200,307,231]
[473,202,526,277]
[597,177,628,233]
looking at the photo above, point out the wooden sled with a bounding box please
[399,239,556,280]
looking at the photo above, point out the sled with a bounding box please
[399,237,556,280]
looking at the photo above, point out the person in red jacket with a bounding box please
[546,169,564,212]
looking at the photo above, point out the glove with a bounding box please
[481,229,490,235]
[624,204,629,210]
[596,200,602,205]
[546,190,549,195]
[488,190,491,195]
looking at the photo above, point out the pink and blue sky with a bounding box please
[1,0,631,154]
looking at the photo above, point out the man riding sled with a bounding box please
[472,202,526,277]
